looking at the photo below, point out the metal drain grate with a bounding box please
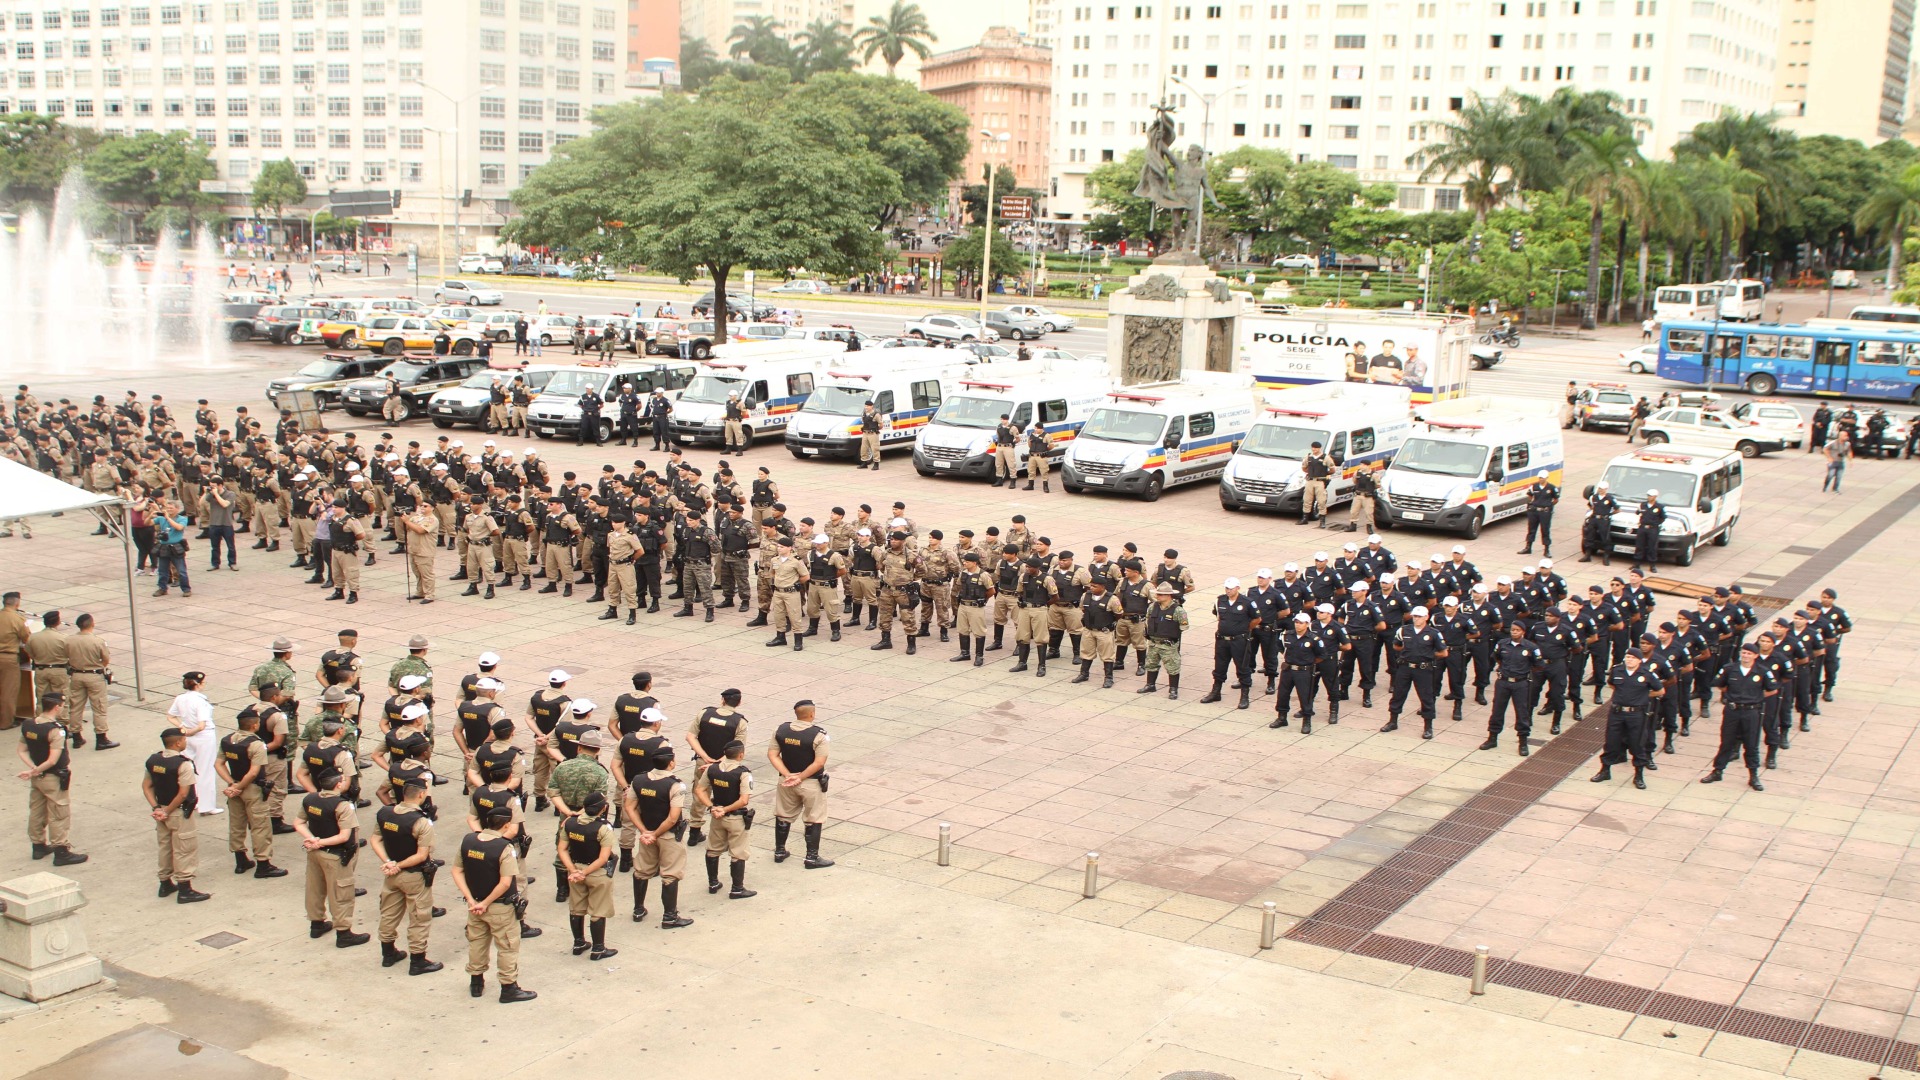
[197,931,246,949]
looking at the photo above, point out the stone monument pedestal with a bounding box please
[0,873,105,1002]
[1105,255,1249,385]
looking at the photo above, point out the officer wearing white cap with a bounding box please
[1581,479,1619,565]
[1633,489,1667,566]
[1272,612,1326,732]
[1339,578,1388,709]
[1246,569,1283,695]
[1310,600,1349,724]
[1199,577,1260,709]
[1519,468,1559,557]
[1382,602,1447,739]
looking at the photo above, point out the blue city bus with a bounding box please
[1656,319,1920,404]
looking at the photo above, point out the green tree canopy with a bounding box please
[81,130,220,232]
[0,113,99,209]
[793,17,857,77]
[251,157,307,227]
[938,225,1019,278]
[786,72,970,226]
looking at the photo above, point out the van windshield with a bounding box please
[1240,423,1328,460]
[801,385,871,416]
[1601,465,1697,506]
[1080,407,1165,445]
[931,395,1006,429]
[1392,437,1486,478]
[680,374,745,405]
[541,370,609,397]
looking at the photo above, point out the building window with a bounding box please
[479,129,506,151]
[362,28,385,47]
[1433,188,1461,211]
[228,129,248,145]
[1328,154,1357,168]
[260,129,282,146]
[518,131,543,152]
[591,40,614,61]
[364,128,385,147]
[227,65,248,83]
[479,97,505,118]
[398,95,422,116]
[556,37,579,60]
[364,97,385,116]
[326,30,348,49]
[555,101,579,122]
[329,161,349,181]
[1397,187,1426,210]
[1334,34,1365,47]
[398,28,422,48]
[227,96,248,114]
[519,32,543,57]
[520,0,543,17]
[479,162,505,184]
[225,32,246,52]
[294,128,316,147]
[329,130,349,147]
[327,96,350,115]
[480,28,504,50]
[519,99,543,120]
[556,2,579,23]
[479,62,506,84]
[520,67,543,87]
[195,97,215,114]
[555,69,579,90]
[364,61,387,82]
[401,160,422,181]
[399,128,423,149]
[327,62,349,83]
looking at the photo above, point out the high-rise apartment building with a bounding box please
[1774,0,1913,141]
[0,0,635,251]
[1047,0,1779,224]
[920,25,1052,207]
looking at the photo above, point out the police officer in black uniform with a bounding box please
[576,387,605,447]
[1518,470,1558,555]
[1633,490,1666,567]
[1701,642,1773,791]
[1271,614,1326,732]
[1382,605,1446,739]
[1579,480,1618,565]
[1200,578,1260,709]
[1593,648,1660,789]
[1529,605,1579,734]
[1482,621,1543,755]
[1339,581,1387,709]
[616,382,642,446]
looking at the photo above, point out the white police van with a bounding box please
[1060,373,1257,501]
[1378,396,1565,538]
[1591,445,1743,567]
[668,343,840,447]
[1220,382,1413,513]
[523,360,699,441]
[913,361,1114,479]
[784,352,975,460]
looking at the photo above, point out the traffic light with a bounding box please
[1797,241,1812,266]
[1469,233,1484,255]
[1508,230,1524,252]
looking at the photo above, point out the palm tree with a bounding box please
[793,17,856,76]
[727,15,792,68]
[1856,162,1920,290]
[1673,110,1801,256]
[1407,92,1552,222]
[1563,130,1644,328]
[1686,151,1762,280]
[1525,88,1637,191]
[853,0,937,77]
[1625,160,1693,320]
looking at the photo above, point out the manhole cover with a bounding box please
[1161,1073,1237,1080]
[196,931,246,949]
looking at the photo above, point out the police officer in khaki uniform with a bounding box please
[765,537,810,651]
[144,727,209,902]
[769,700,833,869]
[623,746,694,929]
[1045,550,1092,660]
[1075,577,1124,687]
[697,739,757,900]
[538,496,580,597]
[559,790,620,960]
[498,494,536,590]
[871,531,923,654]
[65,615,116,748]
[19,692,86,865]
[325,504,367,603]
[1009,555,1056,676]
[24,611,69,742]
[453,804,537,1003]
[216,708,286,878]
[601,515,640,625]
[803,533,847,641]
[951,552,995,666]
[461,493,502,599]
[401,501,439,603]
[297,766,369,947]
[845,527,881,630]
[370,779,443,975]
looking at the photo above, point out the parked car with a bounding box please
[1468,345,1505,370]
[265,352,389,408]
[253,304,331,345]
[1272,253,1317,269]
[1002,304,1077,332]
[315,254,366,274]
[458,254,506,274]
[692,292,777,321]
[465,310,527,343]
[1728,399,1808,449]
[435,279,505,306]
[221,301,265,342]
[984,309,1049,341]
[768,278,833,295]
[904,314,999,343]
[429,366,566,429]
[1573,382,1637,431]
[1638,405,1786,457]
[337,355,492,417]
[359,314,482,356]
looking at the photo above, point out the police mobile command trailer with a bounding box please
[1061,372,1257,501]
[1220,382,1414,512]
[784,352,975,460]
[1236,307,1473,404]
[1591,445,1744,567]
[1379,396,1565,538]
[913,359,1115,479]
[668,342,840,447]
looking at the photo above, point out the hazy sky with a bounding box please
[877,0,1035,80]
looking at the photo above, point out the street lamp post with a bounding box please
[1550,267,1571,331]
[977,129,1008,327]
[1168,76,1247,259]
[413,81,497,276]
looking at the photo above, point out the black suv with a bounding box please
[337,355,492,418]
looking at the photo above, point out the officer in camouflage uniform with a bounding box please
[249,636,301,733]
[388,635,434,713]
[870,530,923,654]
[715,504,754,610]
[1138,583,1189,698]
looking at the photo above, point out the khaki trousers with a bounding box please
[408,544,437,600]
[632,834,686,881]
[227,785,272,857]
[28,773,70,846]
[464,544,490,580]
[330,549,361,592]
[995,445,1017,479]
[859,431,881,463]
[1303,479,1328,517]
[502,537,530,576]
[566,870,615,918]
[156,808,198,883]
[251,502,279,544]
[773,777,828,824]
[465,902,519,981]
[379,870,433,952]
[1016,606,1049,644]
[1079,628,1118,662]
[705,813,750,860]
[305,849,359,929]
[608,562,637,608]
[772,589,804,632]
[69,673,109,735]
[33,668,70,726]
[530,749,553,796]
[542,544,571,580]
[957,604,989,636]
[806,582,841,619]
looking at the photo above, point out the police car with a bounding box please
[1573,382,1637,432]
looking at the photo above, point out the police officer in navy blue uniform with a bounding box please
[1579,480,1618,565]
[1529,604,1579,735]
[1433,595,1476,719]
[1701,642,1774,791]
[1246,570,1284,695]
[1481,621,1543,755]
[1311,602,1349,723]
[1382,605,1446,739]
[1633,490,1666,566]
[1340,580,1388,709]
[1270,614,1326,732]
[1518,471,1558,556]
[1752,629,1795,771]
[1199,578,1260,709]
[1593,648,1660,789]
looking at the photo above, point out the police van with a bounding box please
[1060,373,1257,501]
[668,343,840,447]
[1219,382,1413,513]
[912,361,1114,478]
[1590,445,1743,567]
[1378,396,1565,538]
[784,353,975,460]
[524,360,699,442]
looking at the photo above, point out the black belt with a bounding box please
[1613,705,1645,713]
[958,601,987,607]
[32,664,63,670]
[923,579,950,586]
[1019,602,1048,609]
[774,585,801,592]
[1726,702,1763,711]
[69,668,105,674]
[1217,633,1248,640]
[1405,662,1436,669]
[1284,663,1316,671]
[1499,675,1532,683]
[851,571,877,578]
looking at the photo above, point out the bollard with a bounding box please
[937,822,951,867]
[1470,944,1490,995]
[1259,901,1278,949]
[1082,852,1100,899]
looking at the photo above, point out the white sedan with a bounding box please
[1003,304,1077,332]
[436,279,505,306]
[1729,401,1807,449]
[1618,344,1658,374]
[769,279,833,295]
[1272,254,1317,269]
[1638,406,1788,457]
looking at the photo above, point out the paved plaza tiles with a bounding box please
[3,358,1920,1079]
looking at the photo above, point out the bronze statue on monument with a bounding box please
[1133,100,1220,261]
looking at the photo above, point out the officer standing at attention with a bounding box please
[1272,614,1326,732]
[1482,621,1544,755]
[870,530,923,654]
[24,611,71,746]
[1529,606,1579,735]
[769,700,833,868]
[144,727,208,902]
[215,709,285,878]
[1339,580,1387,708]
[576,385,605,447]
[1073,577,1123,686]
[616,382,642,447]
[1301,441,1333,527]
[1579,480,1617,565]
[805,534,848,642]
[644,388,673,451]
[453,804,538,1003]
[1382,605,1446,739]
[671,508,718,622]
[1701,642,1774,791]
[18,692,87,865]
[992,414,1020,487]
[558,791,620,960]
[546,724,611,904]
[951,551,996,666]
[600,514,640,625]
[684,688,747,847]
[623,746,694,929]
[697,739,758,900]
[1024,421,1051,492]
[1593,648,1660,789]
[1201,578,1260,708]
[722,392,748,456]
[370,779,443,975]
[1009,555,1055,675]
[1138,582,1189,698]
[858,401,883,471]
[1518,470,1558,556]
[461,494,502,599]
[765,537,810,651]
[296,767,369,947]
[1633,490,1666,567]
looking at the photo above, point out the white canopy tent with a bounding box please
[0,457,145,701]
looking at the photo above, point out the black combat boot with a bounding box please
[448,565,465,580]
[1479,735,1499,750]
[1662,733,1675,754]
[1102,663,1115,689]
[1010,644,1030,672]
[871,632,893,652]
[830,621,842,642]
[1034,649,1047,677]
[1361,690,1373,709]
[1701,768,1724,783]
[866,609,877,630]
[1237,685,1251,710]
[659,883,693,929]
[1200,681,1224,704]
[484,583,495,599]
[588,919,616,961]
[729,859,756,899]
[499,982,538,1003]
[1590,766,1612,783]
[746,609,768,626]
[53,847,88,866]
[1046,628,1063,659]
[1265,675,1278,696]
[1378,714,1401,733]
[1167,674,1180,700]
[766,632,789,648]
[600,605,618,620]
[973,637,985,666]
[566,582,576,598]
[706,853,724,894]
[326,588,345,601]
[1422,718,1434,740]
[939,626,949,642]
[631,877,649,921]
[1765,748,1778,769]
[409,953,442,975]
[1452,698,1464,721]
[462,583,480,596]
[804,617,820,638]
[521,575,531,590]
[952,638,972,663]
[1550,715,1562,735]
[904,633,915,656]
[175,881,211,904]
[1069,633,1083,660]
[673,601,694,618]
[773,820,792,863]
[235,851,255,875]
[1748,769,1764,791]
[1632,765,1647,790]
[990,625,1005,651]
[792,629,804,651]
[1072,659,1092,684]
[335,928,370,947]
[382,940,407,967]
[1136,654,1146,676]
[803,823,834,869]
[618,848,632,873]
[1137,671,1159,694]
[555,875,570,904]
